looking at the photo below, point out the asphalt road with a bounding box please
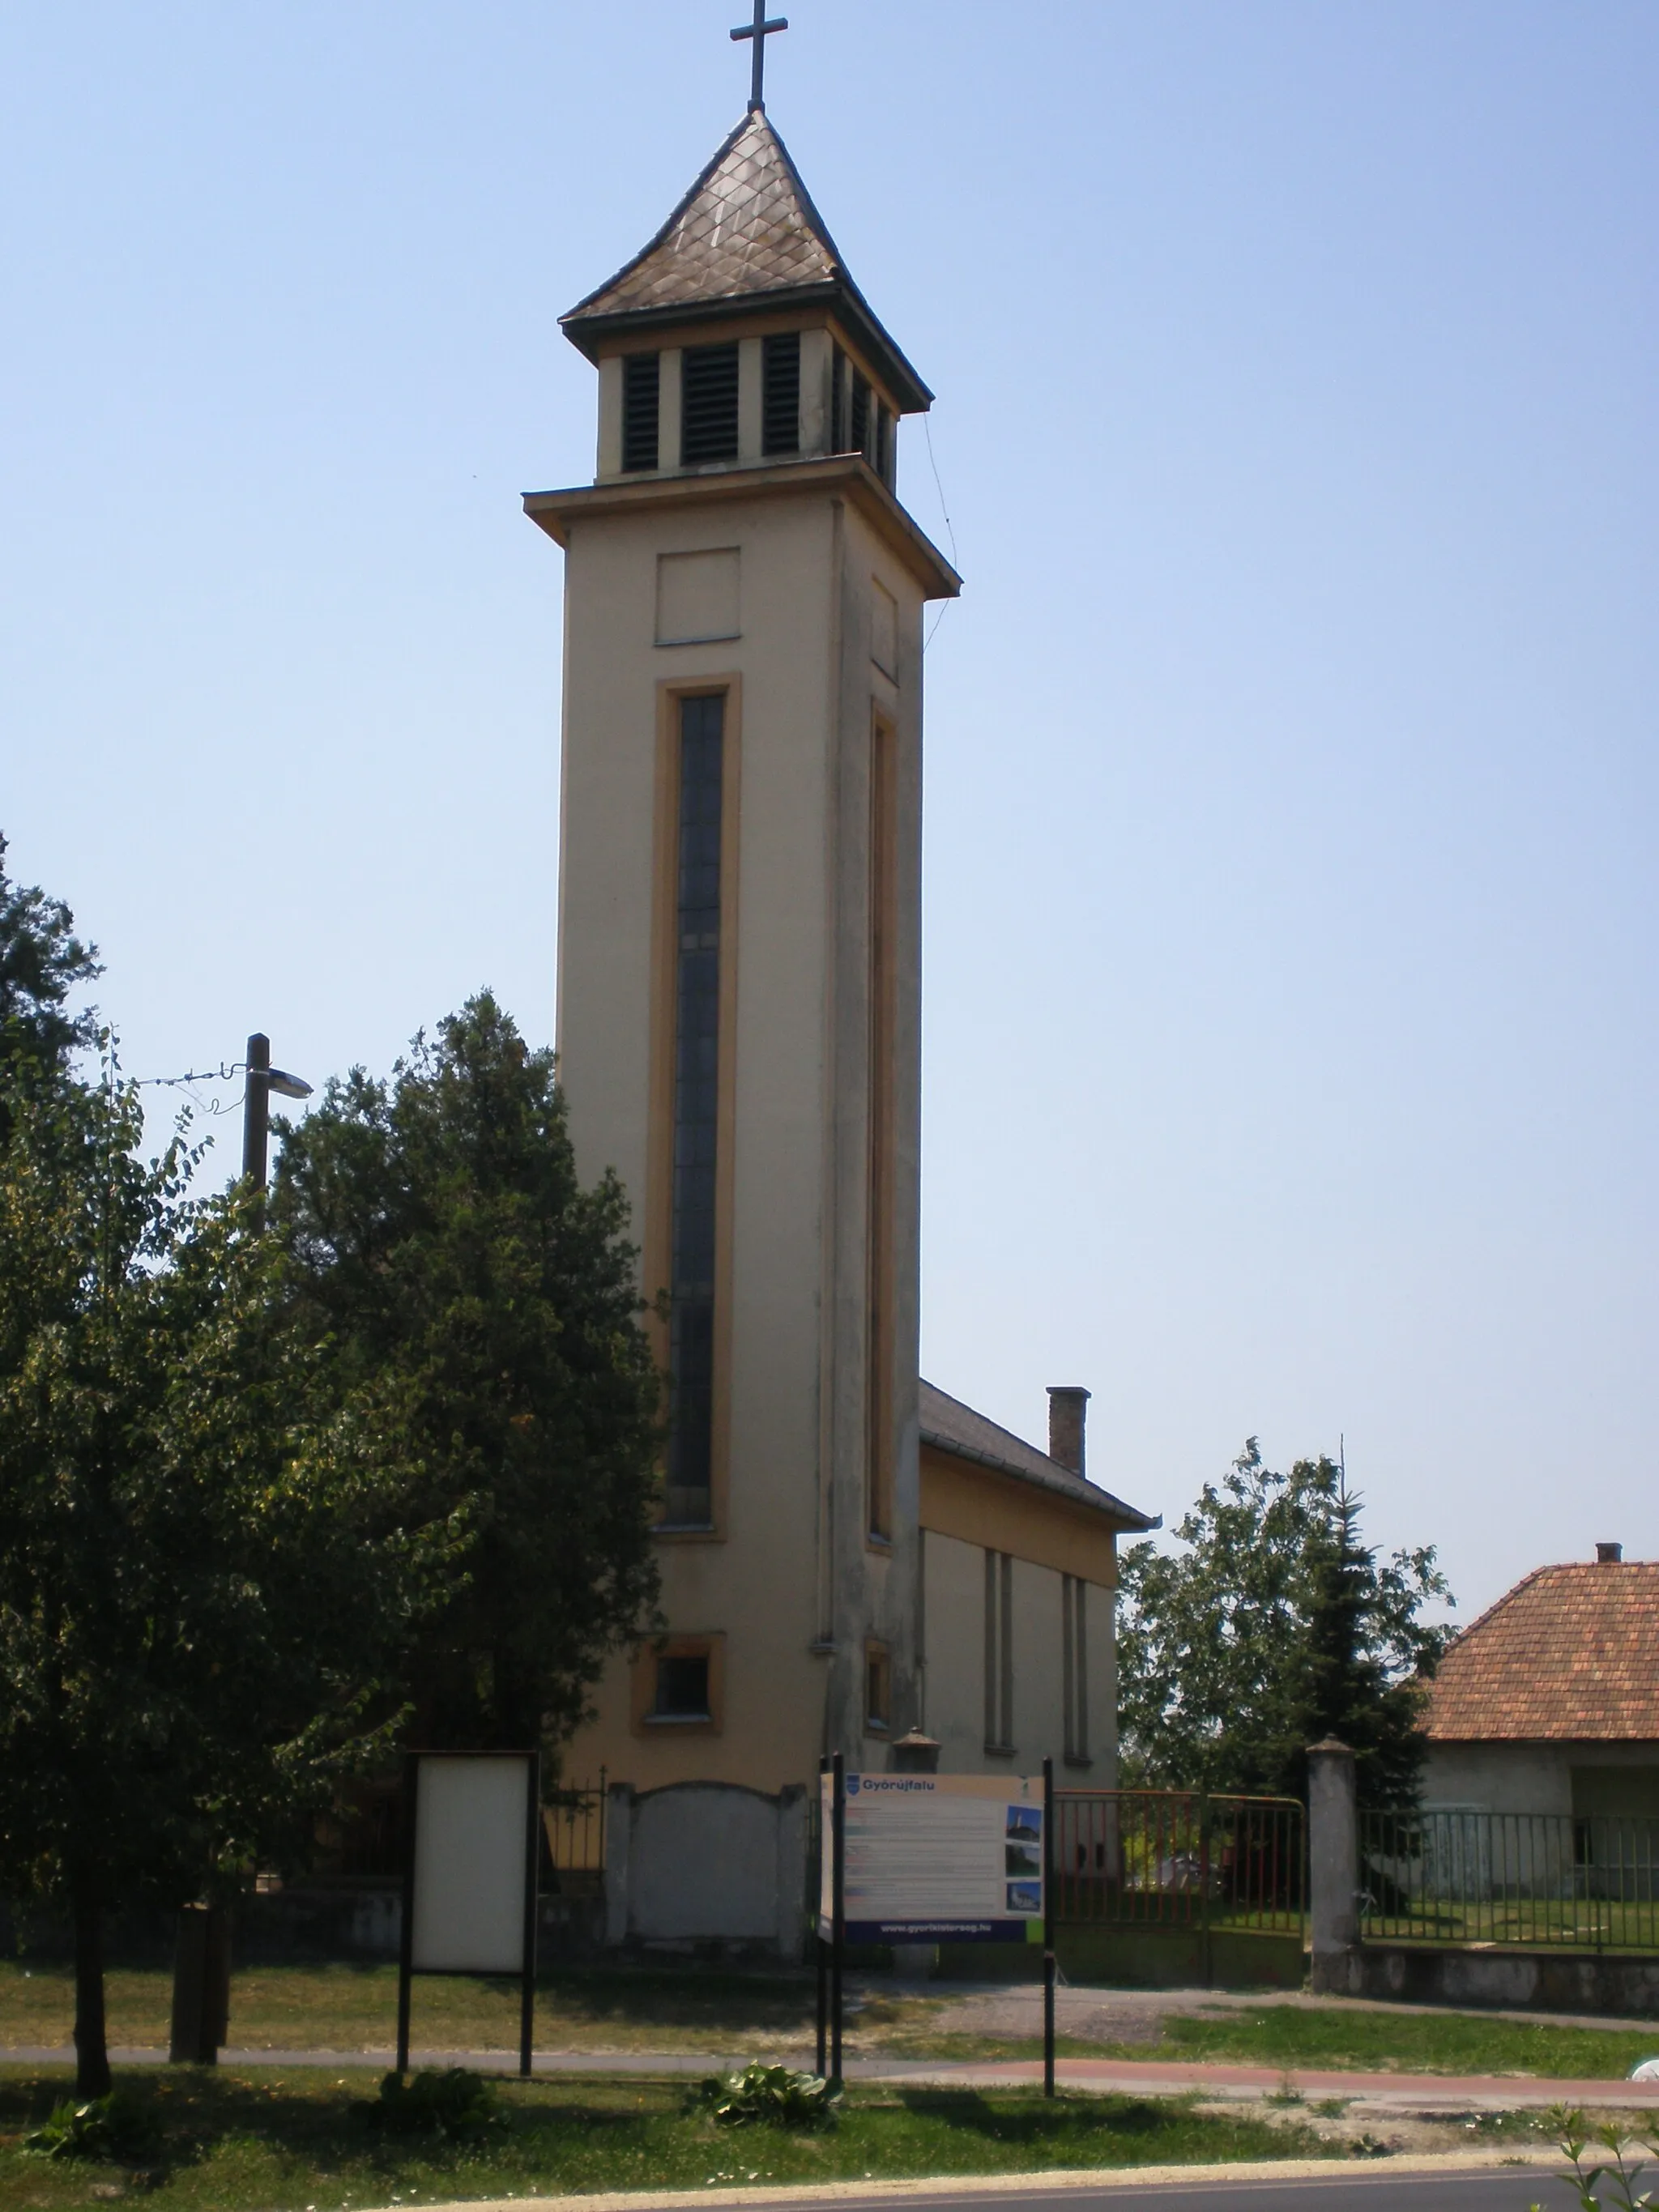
[733,2180,1573,2212]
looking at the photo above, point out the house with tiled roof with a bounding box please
[1423,1545,1659,1819]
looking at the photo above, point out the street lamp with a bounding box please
[241,1032,313,1192]
[172,1029,314,2069]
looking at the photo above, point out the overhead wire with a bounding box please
[921,412,959,654]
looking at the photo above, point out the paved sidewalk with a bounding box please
[5,2043,1659,2112]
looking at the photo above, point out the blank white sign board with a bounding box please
[409,1755,531,1973]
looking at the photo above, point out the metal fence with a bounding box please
[544,1771,607,1882]
[1360,1809,1659,1951]
[1054,1789,1306,1937]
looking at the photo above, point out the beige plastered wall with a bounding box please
[921,1525,1120,1786]
[552,478,931,1796]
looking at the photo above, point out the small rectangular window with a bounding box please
[635,1634,723,1733]
[762,332,800,456]
[622,352,660,472]
[681,342,740,465]
[653,1652,710,1719]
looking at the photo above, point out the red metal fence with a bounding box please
[1054,1789,1306,1937]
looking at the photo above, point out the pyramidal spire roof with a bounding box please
[561,110,932,413]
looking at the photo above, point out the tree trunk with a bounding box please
[71,1869,111,2097]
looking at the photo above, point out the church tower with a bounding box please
[526,103,959,1805]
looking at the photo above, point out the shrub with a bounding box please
[690,2064,841,2130]
[1533,2105,1659,2212]
[24,2092,164,2164]
[361,2068,503,2143]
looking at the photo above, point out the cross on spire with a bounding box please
[730,0,788,113]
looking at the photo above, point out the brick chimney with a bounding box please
[1597,1541,1624,1564]
[1047,1386,1090,1478]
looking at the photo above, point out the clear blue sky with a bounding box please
[5,2,1654,1622]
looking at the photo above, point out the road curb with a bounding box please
[379,2148,1561,2212]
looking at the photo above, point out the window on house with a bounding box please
[652,1652,711,1720]
[983,1550,1014,1754]
[622,352,660,472]
[762,332,800,456]
[865,1641,891,1733]
[1062,1575,1090,1766]
[681,342,740,464]
[663,693,724,1528]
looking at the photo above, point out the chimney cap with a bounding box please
[1597,1541,1624,1564]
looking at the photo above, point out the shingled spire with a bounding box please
[561,111,932,417]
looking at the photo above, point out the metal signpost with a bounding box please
[817,1760,1054,2091]
[397,1751,540,2078]
[1043,1756,1056,2096]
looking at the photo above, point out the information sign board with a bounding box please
[819,1772,1044,1944]
[410,1754,534,1973]
[397,1750,539,2077]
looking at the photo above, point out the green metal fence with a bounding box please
[544,1771,607,1883]
[1055,1789,1306,1937]
[1360,1809,1659,1950]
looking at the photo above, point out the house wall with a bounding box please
[1424,1741,1659,1815]
[922,1528,1117,1784]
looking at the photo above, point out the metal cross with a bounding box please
[730,0,788,112]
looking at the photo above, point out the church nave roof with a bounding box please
[919,1379,1158,1532]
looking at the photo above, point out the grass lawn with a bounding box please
[866,1997,1659,2080]
[0,2067,1333,2210]
[0,1963,818,2056]
[7,1961,1659,2082]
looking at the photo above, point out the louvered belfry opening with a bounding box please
[681,342,740,465]
[875,401,893,488]
[621,352,659,472]
[761,332,800,456]
[849,367,871,463]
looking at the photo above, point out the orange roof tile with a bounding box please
[1426,1562,1659,1741]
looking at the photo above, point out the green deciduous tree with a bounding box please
[1117,1441,1452,1806]
[0,833,100,1109]
[0,1068,457,2095]
[271,991,662,1754]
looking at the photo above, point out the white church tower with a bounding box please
[526,96,960,1842]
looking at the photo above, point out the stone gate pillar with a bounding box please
[1307,1738,1358,1994]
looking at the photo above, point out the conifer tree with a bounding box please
[1117,1443,1452,1806]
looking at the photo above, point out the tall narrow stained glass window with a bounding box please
[664,693,725,1527]
[866,717,897,1540]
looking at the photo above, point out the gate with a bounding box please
[1054,1789,1306,1988]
